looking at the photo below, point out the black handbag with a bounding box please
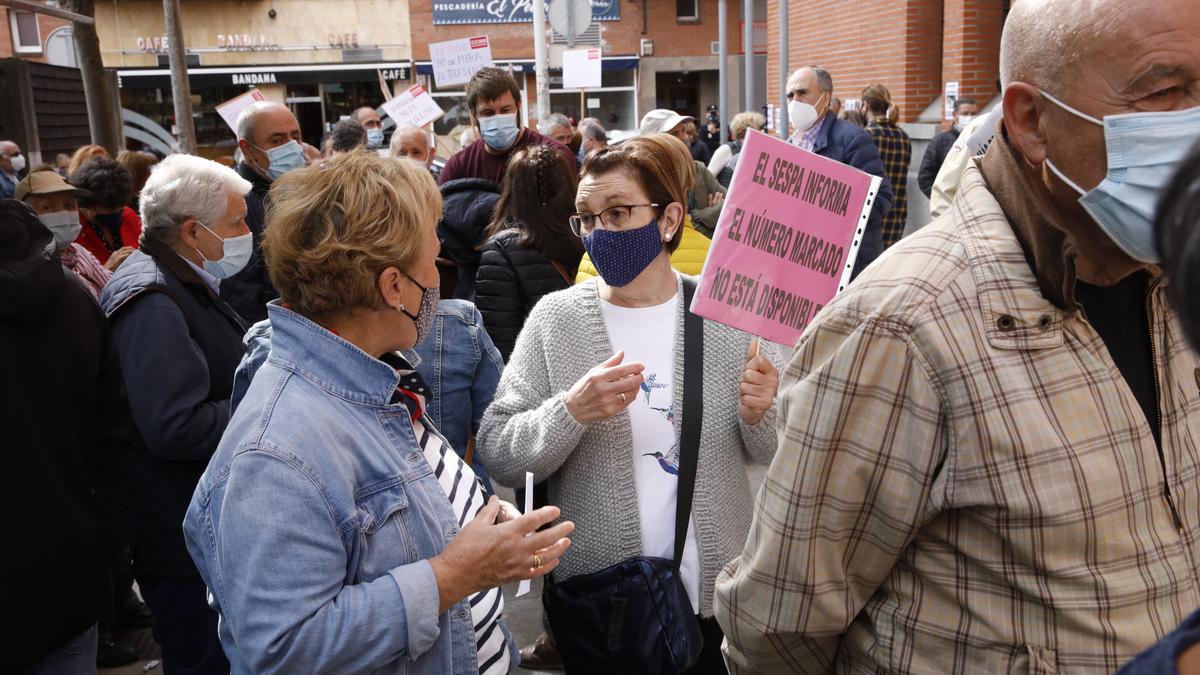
[543,276,705,675]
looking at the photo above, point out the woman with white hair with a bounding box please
[97,153,253,674]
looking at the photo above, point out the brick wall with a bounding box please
[940,0,1004,114]
[766,0,1003,124]
[408,0,733,61]
[1,8,72,62]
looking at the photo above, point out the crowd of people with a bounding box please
[7,0,1200,673]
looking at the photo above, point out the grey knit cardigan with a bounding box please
[477,273,781,616]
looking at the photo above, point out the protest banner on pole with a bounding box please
[562,47,602,89]
[381,84,445,129]
[429,35,494,88]
[215,88,265,133]
[691,130,882,346]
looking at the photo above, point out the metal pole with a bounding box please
[533,0,549,125]
[743,0,754,112]
[163,0,196,153]
[778,0,789,137]
[566,0,575,48]
[718,0,727,139]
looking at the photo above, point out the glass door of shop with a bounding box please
[286,83,326,147]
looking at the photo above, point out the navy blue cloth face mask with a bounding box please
[583,219,664,287]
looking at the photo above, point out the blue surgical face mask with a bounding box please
[39,210,82,251]
[366,128,385,149]
[582,219,665,287]
[254,140,306,181]
[195,222,253,279]
[1040,89,1200,263]
[478,113,520,151]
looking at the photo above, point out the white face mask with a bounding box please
[39,210,82,251]
[955,114,977,130]
[788,92,828,135]
[9,154,26,173]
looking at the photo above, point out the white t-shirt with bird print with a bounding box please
[599,294,702,613]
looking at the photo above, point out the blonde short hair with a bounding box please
[730,111,766,140]
[263,151,442,320]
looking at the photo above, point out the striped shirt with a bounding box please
[58,243,111,301]
[394,368,510,675]
[714,154,1200,672]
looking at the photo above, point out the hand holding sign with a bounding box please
[691,130,882,346]
[737,338,778,425]
[564,351,645,424]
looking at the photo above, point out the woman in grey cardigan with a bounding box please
[477,133,781,673]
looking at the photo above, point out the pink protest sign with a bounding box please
[691,130,882,345]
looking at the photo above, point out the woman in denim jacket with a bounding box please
[232,299,504,493]
[184,153,572,674]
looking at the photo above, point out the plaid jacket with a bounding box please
[865,120,911,249]
[714,158,1200,673]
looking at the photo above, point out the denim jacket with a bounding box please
[412,300,504,488]
[184,303,518,674]
[232,300,504,489]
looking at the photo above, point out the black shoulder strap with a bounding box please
[674,276,703,567]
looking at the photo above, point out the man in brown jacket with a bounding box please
[715,0,1200,671]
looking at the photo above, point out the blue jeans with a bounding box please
[23,623,97,675]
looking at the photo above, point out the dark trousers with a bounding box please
[138,575,229,675]
[685,616,730,675]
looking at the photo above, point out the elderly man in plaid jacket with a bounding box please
[715,0,1200,672]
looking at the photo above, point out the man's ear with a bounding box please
[178,217,202,248]
[1002,82,1047,167]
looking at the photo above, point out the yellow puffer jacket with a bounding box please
[574,218,712,284]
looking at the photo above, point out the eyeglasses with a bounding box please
[569,203,660,237]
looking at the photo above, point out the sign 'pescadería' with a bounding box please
[432,0,619,25]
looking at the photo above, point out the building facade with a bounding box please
[1,4,92,166]
[766,0,1006,126]
[764,0,1006,233]
[94,0,416,157]
[397,0,763,139]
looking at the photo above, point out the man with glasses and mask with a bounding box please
[226,101,303,322]
[785,66,893,278]
[438,67,574,186]
[716,1,1200,672]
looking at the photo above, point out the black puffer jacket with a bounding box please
[475,228,578,360]
[2,200,131,672]
[439,177,502,300]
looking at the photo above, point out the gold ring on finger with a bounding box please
[531,554,543,571]
[619,392,627,404]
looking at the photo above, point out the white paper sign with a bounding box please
[381,84,445,129]
[515,470,534,597]
[429,35,494,88]
[215,88,266,133]
[944,81,960,120]
[562,48,602,89]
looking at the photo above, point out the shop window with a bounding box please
[10,11,41,54]
[549,68,637,136]
[676,0,699,22]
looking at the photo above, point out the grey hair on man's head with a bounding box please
[809,66,833,94]
[389,124,432,154]
[235,101,287,142]
[544,112,572,132]
[139,154,252,246]
[579,119,607,142]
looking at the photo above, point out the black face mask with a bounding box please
[93,211,122,232]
